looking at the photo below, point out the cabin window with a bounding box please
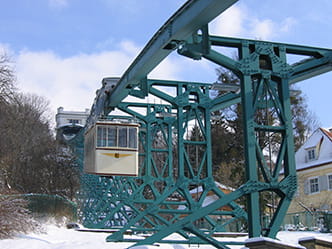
[97,126,107,147]
[107,127,117,147]
[118,127,128,147]
[96,124,138,149]
[129,127,138,148]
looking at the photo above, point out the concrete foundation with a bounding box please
[245,237,304,249]
[299,237,332,249]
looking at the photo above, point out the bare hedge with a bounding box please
[0,194,39,239]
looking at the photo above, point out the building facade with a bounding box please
[55,107,90,140]
[287,128,332,213]
[55,107,90,128]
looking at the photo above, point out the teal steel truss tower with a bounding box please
[59,1,332,248]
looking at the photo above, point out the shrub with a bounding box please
[0,194,40,239]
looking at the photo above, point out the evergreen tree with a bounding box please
[210,67,317,188]
[186,123,205,178]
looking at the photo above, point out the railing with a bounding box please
[264,211,332,232]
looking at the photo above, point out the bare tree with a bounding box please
[0,53,80,238]
[0,54,79,199]
[0,53,17,190]
[0,54,16,104]
[0,93,79,198]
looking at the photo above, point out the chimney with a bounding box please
[57,106,64,113]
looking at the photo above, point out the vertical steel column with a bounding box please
[204,95,213,178]
[240,74,262,237]
[177,83,185,180]
[265,76,297,238]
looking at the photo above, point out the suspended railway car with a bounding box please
[84,120,139,176]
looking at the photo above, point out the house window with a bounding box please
[328,175,332,190]
[68,119,80,124]
[309,177,319,194]
[307,148,316,161]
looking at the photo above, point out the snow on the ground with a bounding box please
[0,224,331,249]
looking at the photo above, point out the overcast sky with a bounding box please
[1,0,331,128]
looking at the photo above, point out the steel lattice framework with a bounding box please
[59,0,332,248]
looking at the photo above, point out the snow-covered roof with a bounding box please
[295,128,332,171]
[188,181,235,194]
[57,123,84,129]
[320,128,332,142]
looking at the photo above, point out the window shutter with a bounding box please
[304,179,309,195]
[319,175,328,191]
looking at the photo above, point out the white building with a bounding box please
[287,127,332,213]
[55,107,90,128]
[55,107,90,140]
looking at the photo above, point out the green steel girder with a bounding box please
[146,78,241,118]
[103,0,239,110]
[96,118,175,231]
[130,176,298,248]
[175,30,331,240]
[104,79,248,248]
[77,34,331,246]
[69,0,332,248]
[85,104,177,234]
[205,35,332,82]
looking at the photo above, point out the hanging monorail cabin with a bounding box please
[84,120,139,176]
